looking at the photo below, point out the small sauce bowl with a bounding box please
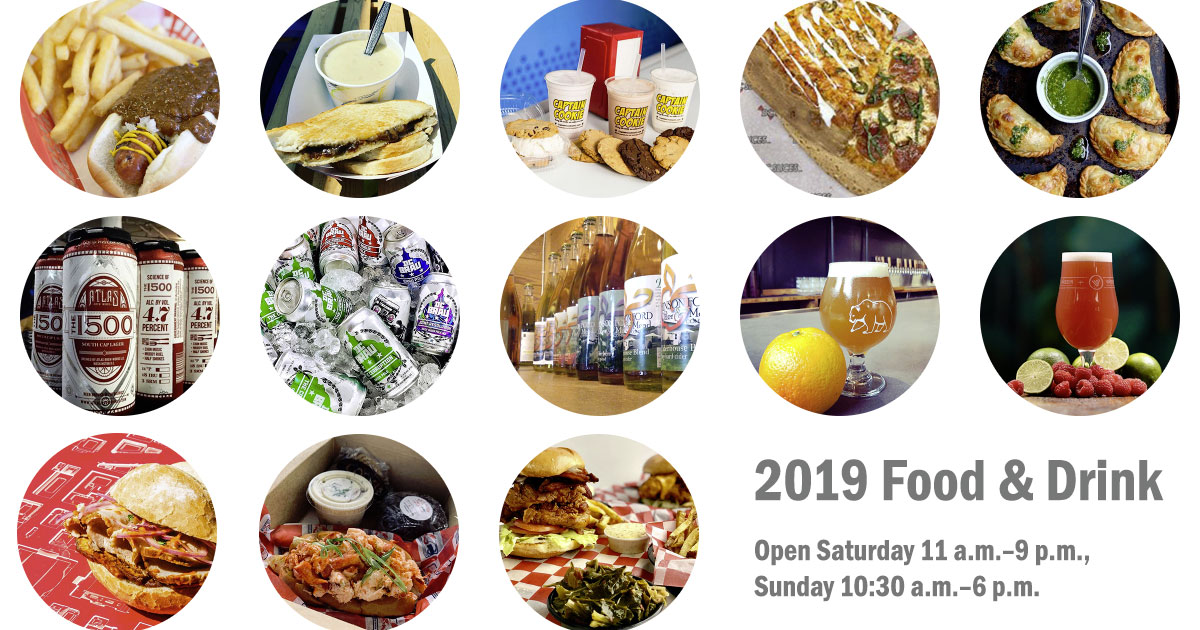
[315,30,405,106]
[604,522,650,555]
[1037,52,1108,124]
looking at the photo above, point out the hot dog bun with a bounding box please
[87,112,212,197]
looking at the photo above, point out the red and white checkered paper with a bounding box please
[259,509,457,629]
[18,433,191,629]
[504,481,695,624]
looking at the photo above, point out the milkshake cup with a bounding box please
[605,77,656,140]
[650,68,697,132]
[545,70,596,139]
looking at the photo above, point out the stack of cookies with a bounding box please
[569,127,693,181]
[506,118,567,168]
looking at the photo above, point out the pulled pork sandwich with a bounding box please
[267,528,426,616]
[501,447,611,558]
[62,463,216,615]
[638,455,692,508]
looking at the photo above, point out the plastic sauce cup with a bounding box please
[605,77,656,139]
[649,68,697,132]
[307,470,374,526]
[545,70,596,139]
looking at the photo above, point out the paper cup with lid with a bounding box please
[544,70,596,139]
[316,30,406,106]
[649,68,697,132]
[307,470,374,525]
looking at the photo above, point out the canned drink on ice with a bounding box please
[31,246,65,395]
[319,218,359,274]
[275,350,367,415]
[260,287,287,331]
[274,277,350,324]
[337,307,419,398]
[385,225,431,291]
[182,250,217,391]
[135,240,182,411]
[270,236,318,288]
[368,285,412,340]
[263,334,279,364]
[411,272,459,356]
[63,227,138,414]
[357,216,394,267]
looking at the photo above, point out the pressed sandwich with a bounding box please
[267,99,436,169]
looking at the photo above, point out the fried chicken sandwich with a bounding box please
[500,447,602,558]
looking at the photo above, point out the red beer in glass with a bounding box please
[1055,252,1118,366]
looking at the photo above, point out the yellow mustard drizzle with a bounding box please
[110,126,167,162]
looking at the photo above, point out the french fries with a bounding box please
[27,1,207,154]
[588,499,625,533]
[666,508,699,558]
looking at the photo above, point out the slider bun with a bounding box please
[86,113,210,197]
[643,454,676,476]
[521,447,586,478]
[266,536,421,617]
[87,560,196,615]
[111,463,217,543]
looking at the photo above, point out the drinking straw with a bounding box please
[660,43,666,71]
[577,48,586,73]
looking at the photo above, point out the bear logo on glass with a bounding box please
[848,299,892,335]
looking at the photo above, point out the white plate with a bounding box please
[287,32,442,181]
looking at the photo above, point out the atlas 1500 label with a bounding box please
[64,242,137,413]
[32,260,64,392]
[185,265,217,384]
[623,275,662,373]
[137,254,177,398]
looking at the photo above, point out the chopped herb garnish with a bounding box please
[1010,124,1030,147]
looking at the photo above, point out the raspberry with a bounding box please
[1094,379,1114,396]
[1054,369,1073,384]
[1074,367,1092,382]
[1091,365,1113,378]
[1101,373,1120,385]
[1052,361,1072,373]
[1053,381,1072,397]
[1128,378,1147,396]
[1007,380,1024,396]
[1112,379,1132,396]
[1075,379,1095,397]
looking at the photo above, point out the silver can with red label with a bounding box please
[357,216,394,267]
[32,246,65,395]
[63,227,138,414]
[134,240,181,411]
[182,249,218,390]
[319,217,359,274]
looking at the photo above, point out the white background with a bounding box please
[3,0,1197,628]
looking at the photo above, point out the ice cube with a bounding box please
[322,269,364,293]
[377,397,400,413]
[418,363,440,389]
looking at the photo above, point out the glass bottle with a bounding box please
[577,218,616,380]
[660,251,696,389]
[554,232,583,375]
[597,219,637,384]
[565,218,597,377]
[501,273,520,368]
[535,250,561,371]
[519,282,537,366]
[623,226,668,391]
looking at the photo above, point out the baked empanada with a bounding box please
[997,18,1053,67]
[986,94,1064,157]
[1112,40,1168,125]
[1101,2,1154,36]
[1079,164,1134,197]
[1090,115,1170,170]
[1021,164,1068,196]
[1030,1,1081,30]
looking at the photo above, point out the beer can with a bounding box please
[263,334,279,364]
[275,350,367,415]
[411,272,459,356]
[274,277,350,324]
[368,285,412,340]
[320,218,359,274]
[171,249,185,398]
[182,250,218,390]
[337,307,419,398]
[385,225,431,291]
[31,246,65,395]
[270,236,318,289]
[135,240,182,411]
[357,216,394,267]
[260,287,287,331]
[63,227,137,414]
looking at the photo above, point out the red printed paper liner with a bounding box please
[259,510,458,629]
[20,3,205,192]
[17,433,195,629]
[504,481,696,624]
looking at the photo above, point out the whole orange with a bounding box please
[758,327,847,413]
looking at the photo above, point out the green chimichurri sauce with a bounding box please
[1044,61,1101,117]
[1094,31,1111,55]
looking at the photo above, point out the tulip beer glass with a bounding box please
[1055,252,1118,367]
[819,262,896,397]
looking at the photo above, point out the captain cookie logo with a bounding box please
[614,105,648,129]
[656,93,689,117]
[848,299,892,334]
[553,98,587,122]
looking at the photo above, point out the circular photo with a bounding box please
[261,218,457,415]
[501,217,698,415]
[741,1,939,196]
[742,217,938,415]
[20,2,218,197]
[500,0,699,196]
[500,436,696,627]
[981,216,1177,415]
[260,434,456,626]
[981,2,1176,197]
[18,433,216,626]
[19,217,219,415]
[260,2,457,197]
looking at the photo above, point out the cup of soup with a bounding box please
[316,30,405,106]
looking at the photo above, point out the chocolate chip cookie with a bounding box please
[657,126,694,142]
[597,137,634,176]
[578,129,608,161]
[505,118,559,139]
[617,139,665,182]
[651,136,688,169]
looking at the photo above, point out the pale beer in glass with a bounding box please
[819,262,896,397]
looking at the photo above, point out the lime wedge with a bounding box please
[1015,359,1054,394]
[1093,337,1130,370]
